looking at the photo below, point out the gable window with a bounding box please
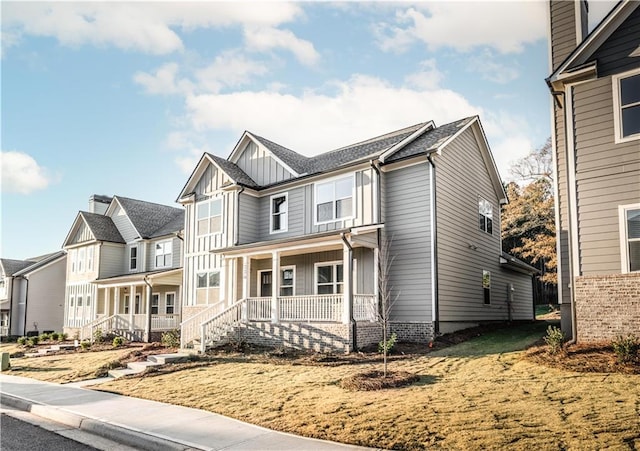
[78,248,85,273]
[155,241,172,268]
[270,193,288,233]
[87,246,94,271]
[197,271,220,289]
[316,262,344,294]
[129,246,138,271]
[613,69,640,142]
[166,293,175,314]
[479,198,493,234]
[151,294,159,315]
[197,198,222,236]
[482,270,491,305]
[619,205,640,273]
[315,175,354,223]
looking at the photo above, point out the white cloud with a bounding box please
[1,151,55,194]
[133,63,194,95]
[244,27,320,66]
[2,2,305,55]
[466,50,520,84]
[375,2,546,54]
[404,59,444,90]
[196,50,269,93]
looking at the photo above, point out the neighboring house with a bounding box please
[177,116,536,352]
[62,195,184,341]
[547,0,640,341]
[0,252,67,337]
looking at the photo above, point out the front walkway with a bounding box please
[0,374,375,450]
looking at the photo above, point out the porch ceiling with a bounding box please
[94,268,183,288]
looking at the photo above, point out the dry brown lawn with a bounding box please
[95,328,640,450]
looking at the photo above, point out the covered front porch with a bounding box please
[84,268,182,341]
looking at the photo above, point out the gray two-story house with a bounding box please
[178,116,536,352]
[62,195,184,341]
[547,0,640,341]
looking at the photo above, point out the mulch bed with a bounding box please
[340,370,420,391]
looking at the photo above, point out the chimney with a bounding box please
[549,0,589,72]
[88,195,112,215]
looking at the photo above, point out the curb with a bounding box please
[0,392,199,451]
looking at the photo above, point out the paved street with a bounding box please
[1,414,97,451]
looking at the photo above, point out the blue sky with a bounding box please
[1,1,617,260]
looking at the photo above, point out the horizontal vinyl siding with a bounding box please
[436,126,527,322]
[238,193,259,244]
[385,163,432,322]
[257,186,305,240]
[572,78,640,276]
[111,205,139,242]
[555,94,572,304]
[98,244,125,279]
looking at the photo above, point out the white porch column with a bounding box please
[104,288,110,316]
[145,283,152,342]
[114,288,120,315]
[342,243,353,324]
[271,251,280,324]
[129,284,135,332]
[242,256,250,300]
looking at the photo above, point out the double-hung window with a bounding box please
[70,250,77,273]
[620,205,640,273]
[155,241,172,268]
[129,246,138,271]
[479,198,493,234]
[316,262,344,294]
[197,198,222,236]
[613,69,640,142]
[315,175,354,223]
[87,247,94,271]
[166,293,175,314]
[197,271,220,289]
[270,193,288,233]
[151,294,159,315]
[482,270,491,305]
[78,248,85,273]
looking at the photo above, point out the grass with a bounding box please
[94,322,640,450]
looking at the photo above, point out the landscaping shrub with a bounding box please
[93,328,104,344]
[39,332,50,341]
[378,332,398,354]
[17,337,27,346]
[112,336,125,348]
[161,330,180,348]
[80,340,91,350]
[543,326,565,354]
[28,336,39,346]
[612,335,639,364]
[50,332,59,341]
[60,332,68,341]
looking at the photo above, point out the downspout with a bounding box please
[21,276,30,336]
[234,186,245,246]
[144,275,153,343]
[427,155,440,336]
[7,277,14,336]
[340,232,356,352]
[370,160,382,224]
[550,88,578,345]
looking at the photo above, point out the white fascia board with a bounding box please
[548,1,637,83]
[379,121,435,163]
[176,152,211,201]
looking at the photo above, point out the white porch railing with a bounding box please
[152,314,181,330]
[200,300,245,352]
[79,313,183,341]
[353,294,378,321]
[246,297,271,321]
[180,301,226,348]
[279,294,343,322]
[0,326,9,337]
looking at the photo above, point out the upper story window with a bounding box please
[87,246,94,271]
[613,69,640,143]
[619,204,640,273]
[129,246,138,271]
[0,278,5,296]
[315,175,354,224]
[70,250,77,273]
[316,262,344,294]
[479,198,493,234]
[197,271,220,289]
[197,198,222,236]
[270,193,288,233]
[78,248,85,273]
[482,270,491,305]
[155,241,172,268]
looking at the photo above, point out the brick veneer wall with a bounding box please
[574,273,640,342]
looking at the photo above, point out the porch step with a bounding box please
[107,352,192,379]
[147,353,190,364]
[108,368,140,378]
[49,344,75,351]
[126,361,163,372]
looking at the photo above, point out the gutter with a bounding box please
[340,233,356,352]
[21,276,30,336]
[427,155,440,336]
[370,160,382,223]
[234,186,245,246]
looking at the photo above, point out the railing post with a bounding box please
[271,251,280,324]
[200,323,206,354]
[342,243,353,324]
[241,300,248,323]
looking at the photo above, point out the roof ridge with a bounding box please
[114,195,182,212]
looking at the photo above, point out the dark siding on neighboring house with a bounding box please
[587,6,640,77]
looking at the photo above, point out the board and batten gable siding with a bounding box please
[587,6,640,77]
[384,162,432,322]
[71,221,94,244]
[111,204,139,242]
[572,76,640,275]
[235,141,295,186]
[237,193,259,244]
[98,243,125,279]
[435,126,525,322]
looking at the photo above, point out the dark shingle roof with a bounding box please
[13,251,67,276]
[208,154,259,189]
[250,134,312,174]
[115,196,184,239]
[80,212,125,243]
[0,258,37,276]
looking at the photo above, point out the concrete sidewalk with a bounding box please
[0,374,375,451]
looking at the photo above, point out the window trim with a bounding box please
[269,192,289,234]
[87,246,94,271]
[129,245,138,271]
[257,266,296,297]
[196,271,221,289]
[154,240,173,269]
[196,197,223,237]
[482,270,491,305]
[165,292,176,314]
[70,249,77,273]
[478,197,493,235]
[78,248,85,273]
[619,203,640,273]
[314,261,344,295]
[612,67,640,144]
[151,293,159,315]
[313,174,355,225]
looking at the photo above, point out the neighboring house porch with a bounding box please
[181,228,381,352]
[71,268,182,341]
